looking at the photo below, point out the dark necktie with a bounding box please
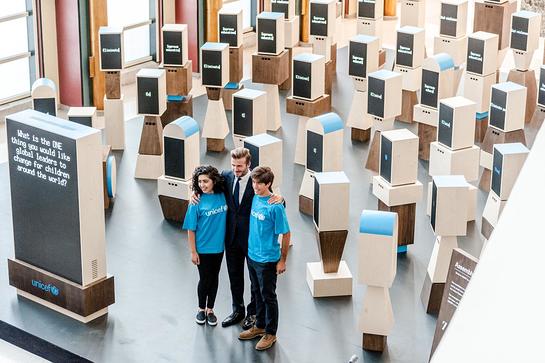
[234,177,241,209]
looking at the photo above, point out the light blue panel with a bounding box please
[397,245,408,253]
[359,210,396,236]
[476,111,488,120]
[259,11,284,20]
[495,81,524,93]
[201,42,229,51]
[225,82,239,89]
[106,155,115,198]
[316,112,343,134]
[173,116,199,137]
[434,53,455,71]
[167,95,186,102]
[494,142,529,156]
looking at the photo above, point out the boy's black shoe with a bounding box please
[196,310,206,325]
[222,311,245,327]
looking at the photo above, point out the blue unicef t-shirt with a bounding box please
[182,193,227,254]
[248,195,290,263]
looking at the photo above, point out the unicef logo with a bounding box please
[32,279,60,296]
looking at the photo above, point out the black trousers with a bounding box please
[196,252,224,309]
[248,258,278,335]
[225,242,256,315]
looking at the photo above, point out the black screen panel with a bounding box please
[431,181,438,232]
[137,77,159,115]
[219,14,239,47]
[438,104,454,148]
[272,0,290,18]
[313,178,320,227]
[100,33,122,70]
[310,3,328,37]
[440,3,458,37]
[367,77,385,118]
[467,38,484,75]
[258,18,277,54]
[396,32,414,68]
[510,16,529,51]
[491,148,503,197]
[421,70,439,108]
[164,137,185,179]
[68,116,92,128]
[379,135,392,182]
[306,130,323,172]
[202,50,223,87]
[244,142,260,167]
[293,60,312,99]
[233,97,253,136]
[349,41,367,79]
[163,31,184,65]
[358,0,376,19]
[489,88,507,130]
[33,98,56,116]
[539,67,545,106]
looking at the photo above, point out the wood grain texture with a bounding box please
[301,0,310,43]
[481,127,527,154]
[418,123,436,161]
[286,95,331,117]
[475,116,489,144]
[299,195,313,216]
[89,0,108,109]
[325,59,335,97]
[362,333,387,352]
[473,1,517,50]
[379,48,386,68]
[316,229,348,273]
[229,46,243,84]
[279,47,293,91]
[206,87,222,101]
[160,96,193,128]
[365,130,381,173]
[221,86,241,111]
[8,259,115,317]
[398,90,418,124]
[139,116,163,155]
[105,71,121,100]
[165,62,192,96]
[207,138,225,152]
[507,69,537,124]
[384,0,397,17]
[378,201,416,247]
[420,273,445,315]
[252,51,290,85]
[330,43,337,73]
[206,0,223,42]
[351,128,371,143]
[481,215,494,240]
[159,195,189,223]
[479,168,491,192]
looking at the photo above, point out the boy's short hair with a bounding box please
[251,166,274,186]
[230,147,251,164]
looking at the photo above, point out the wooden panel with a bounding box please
[159,195,189,223]
[384,0,396,17]
[378,201,416,247]
[229,46,243,84]
[362,333,387,352]
[473,1,517,50]
[252,51,290,85]
[165,62,192,96]
[206,0,222,42]
[160,96,193,128]
[475,116,488,144]
[479,168,491,192]
[507,69,537,124]
[139,116,163,155]
[8,259,115,317]
[420,273,445,315]
[206,87,222,100]
[418,122,436,161]
[56,0,83,106]
[286,95,331,117]
[279,47,293,91]
[481,216,494,240]
[89,0,108,110]
[299,195,313,216]
[175,0,199,72]
[481,128,527,154]
[398,90,418,124]
[301,0,310,43]
[207,138,225,152]
[317,230,348,273]
[104,71,120,99]
[325,59,334,96]
[365,130,381,173]
[351,127,371,143]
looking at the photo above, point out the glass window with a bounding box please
[0,58,31,101]
[0,1,26,18]
[107,0,149,27]
[123,25,151,64]
[0,17,29,59]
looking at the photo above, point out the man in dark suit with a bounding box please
[193,147,283,329]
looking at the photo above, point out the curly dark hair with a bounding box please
[191,165,225,195]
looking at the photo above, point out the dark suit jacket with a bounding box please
[222,170,254,250]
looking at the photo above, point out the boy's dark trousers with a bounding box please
[247,258,279,335]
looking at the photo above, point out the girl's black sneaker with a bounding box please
[196,310,206,325]
[207,312,218,326]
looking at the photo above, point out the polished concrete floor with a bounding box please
[4,44,539,362]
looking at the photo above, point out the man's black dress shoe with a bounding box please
[241,314,256,330]
[222,311,245,327]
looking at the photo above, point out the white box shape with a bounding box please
[284,15,300,48]
[200,42,230,88]
[306,261,353,297]
[358,286,394,335]
[430,175,469,236]
[489,82,527,132]
[466,31,499,76]
[420,54,456,110]
[367,70,403,120]
[395,26,425,69]
[439,0,468,38]
[306,113,344,173]
[510,11,541,53]
[358,210,397,286]
[313,172,350,231]
[348,35,380,88]
[243,133,283,186]
[257,12,285,55]
[393,65,422,92]
[379,129,418,186]
[218,8,243,47]
[271,0,296,20]
[357,0,384,20]
[401,0,426,28]
[99,26,124,71]
[356,18,383,48]
[136,68,167,116]
[437,96,476,150]
[414,104,439,127]
[162,24,189,66]
[463,72,496,113]
[482,191,507,229]
[232,88,267,137]
[490,143,529,200]
[372,176,423,206]
[292,53,325,101]
[157,176,191,199]
[31,78,58,116]
[429,142,480,182]
[434,35,468,66]
[163,116,200,181]
[103,96,125,150]
[309,0,336,38]
[67,107,97,129]
[6,109,106,286]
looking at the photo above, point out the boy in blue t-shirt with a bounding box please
[238,167,291,351]
[183,166,227,326]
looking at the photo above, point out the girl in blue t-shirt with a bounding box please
[182,166,227,326]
